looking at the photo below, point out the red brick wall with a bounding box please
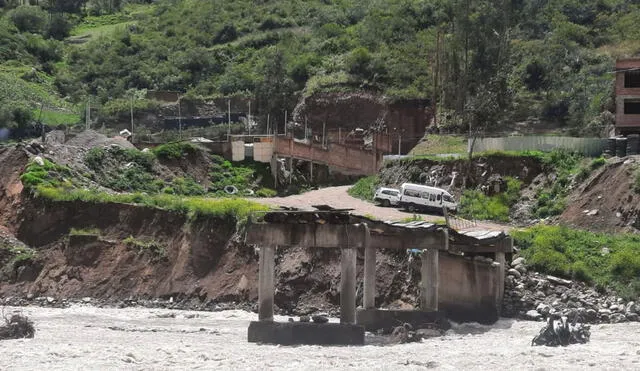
[615,59,640,129]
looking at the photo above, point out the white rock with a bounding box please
[47,297,54,303]
[626,301,637,314]
[82,297,92,303]
[33,156,45,166]
[609,305,620,312]
[511,257,525,267]
[599,308,612,315]
[526,310,542,320]
[587,209,599,216]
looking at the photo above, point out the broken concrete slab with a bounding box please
[247,321,364,346]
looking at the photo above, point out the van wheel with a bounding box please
[407,204,416,212]
[382,199,390,207]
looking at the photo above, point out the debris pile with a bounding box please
[0,313,36,340]
[531,314,590,347]
[503,257,640,324]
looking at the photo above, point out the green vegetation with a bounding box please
[0,242,37,273]
[348,175,380,201]
[459,177,522,222]
[152,142,197,161]
[19,158,74,188]
[69,227,101,236]
[123,236,167,261]
[533,149,583,218]
[209,156,274,196]
[2,0,638,138]
[33,186,270,223]
[513,225,640,300]
[410,135,467,156]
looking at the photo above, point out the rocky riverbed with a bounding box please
[1,305,639,370]
[502,257,639,323]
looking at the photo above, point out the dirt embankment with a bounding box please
[292,92,432,154]
[560,156,640,233]
[0,145,419,313]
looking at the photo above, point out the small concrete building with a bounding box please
[615,58,640,135]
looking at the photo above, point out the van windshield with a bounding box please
[443,194,454,203]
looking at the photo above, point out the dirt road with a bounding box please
[256,186,508,231]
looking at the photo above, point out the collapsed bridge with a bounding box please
[244,207,513,345]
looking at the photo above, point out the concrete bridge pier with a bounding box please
[340,247,357,324]
[258,245,276,321]
[362,224,376,309]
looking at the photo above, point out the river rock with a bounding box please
[511,257,525,267]
[515,264,527,274]
[536,303,551,315]
[526,310,542,320]
[625,301,637,314]
[508,268,522,279]
[625,313,639,322]
[299,315,310,323]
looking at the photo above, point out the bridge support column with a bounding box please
[420,248,439,311]
[362,224,376,309]
[258,245,276,321]
[340,247,357,324]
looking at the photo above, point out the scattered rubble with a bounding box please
[503,257,640,324]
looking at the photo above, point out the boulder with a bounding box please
[511,257,526,267]
[507,268,522,279]
[536,303,551,315]
[526,310,542,320]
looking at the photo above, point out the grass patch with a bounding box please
[19,158,73,188]
[69,227,100,236]
[123,236,166,262]
[459,177,522,222]
[410,134,467,156]
[513,225,640,300]
[34,186,270,224]
[347,175,380,201]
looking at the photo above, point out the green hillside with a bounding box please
[1,0,640,138]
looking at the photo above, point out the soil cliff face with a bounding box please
[292,92,432,154]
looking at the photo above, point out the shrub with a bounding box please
[347,175,379,201]
[69,228,100,236]
[153,142,197,160]
[123,236,167,261]
[8,5,47,34]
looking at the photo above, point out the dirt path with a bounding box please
[255,186,509,231]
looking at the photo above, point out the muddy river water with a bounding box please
[1,305,639,370]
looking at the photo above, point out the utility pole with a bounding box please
[322,121,326,147]
[178,95,182,140]
[227,99,231,140]
[398,131,402,156]
[266,113,270,135]
[284,110,288,136]
[304,116,308,141]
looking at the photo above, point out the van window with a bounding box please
[437,194,441,202]
[429,194,435,201]
[421,192,429,199]
[383,190,398,196]
[404,189,420,197]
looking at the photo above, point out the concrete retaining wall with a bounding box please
[470,136,606,157]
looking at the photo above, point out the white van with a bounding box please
[399,183,457,213]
